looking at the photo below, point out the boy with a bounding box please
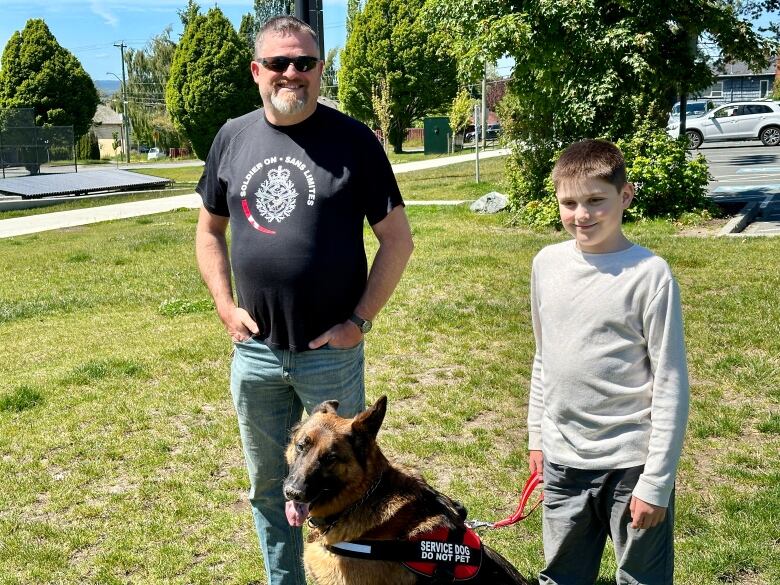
[527,139,690,585]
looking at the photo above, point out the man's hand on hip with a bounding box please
[309,320,363,350]
[220,306,259,342]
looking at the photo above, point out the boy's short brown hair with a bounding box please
[552,139,627,191]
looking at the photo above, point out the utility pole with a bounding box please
[677,30,698,141]
[295,0,325,58]
[481,58,487,149]
[474,103,480,183]
[114,41,131,163]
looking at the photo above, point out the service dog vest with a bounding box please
[327,525,483,581]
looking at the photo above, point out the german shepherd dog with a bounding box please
[283,396,530,585]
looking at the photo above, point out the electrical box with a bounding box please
[423,117,451,154]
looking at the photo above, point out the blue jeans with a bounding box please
[230,338,366,585]
[540,461,675,585]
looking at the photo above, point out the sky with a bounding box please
[0,0,351,81]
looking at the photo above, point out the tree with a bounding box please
[321,48,339,100]
[448,88,472,146]
[252,0,294,27]
[371,78,392,152]
[485,79,507,113]
[240,0,294,53]
[339,0,457,153]
[76,129,100,160]
[124,27,186,149]
[239,14,256,54]
[347,0,361,37]
[178,0,201,31]
[0,19,98,138]
[426,0,774,208]
[166,7,258,160]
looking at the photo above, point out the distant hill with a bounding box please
[94,79,121,96]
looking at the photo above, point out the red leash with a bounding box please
[466,471,544,530]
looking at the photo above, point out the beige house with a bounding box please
[92,104,124,158]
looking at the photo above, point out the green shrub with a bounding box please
[512,180,561,229]
[617,124,712,219]
[76,130,100,160]
[507,122,712,229]
[504,141,557,213]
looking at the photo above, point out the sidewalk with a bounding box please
[0,194,201,239]
[0,150,507,239]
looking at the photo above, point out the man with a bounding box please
[194,15,413,585]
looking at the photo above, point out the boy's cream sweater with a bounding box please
[527,240,690,507]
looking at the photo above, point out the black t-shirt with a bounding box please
[197,104,404,352]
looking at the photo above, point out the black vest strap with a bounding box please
[326,536,482,567]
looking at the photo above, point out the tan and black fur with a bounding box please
[283,396,530,585]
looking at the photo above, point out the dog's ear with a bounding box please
[312,400,340,415]
[352,395,387,438]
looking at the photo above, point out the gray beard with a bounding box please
[270,89,308,116]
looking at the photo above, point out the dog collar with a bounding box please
[307,472,384,535]
[327,525,483,582]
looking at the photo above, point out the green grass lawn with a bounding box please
[0,206,778,584]
[394,155,505,200]
[131,166,202,184]
[386,142,504,164]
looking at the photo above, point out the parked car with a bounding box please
[147,147,165,160]
[465,123,502,143]
[667,101,780,148]
[667,100,711,124]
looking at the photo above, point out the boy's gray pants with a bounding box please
[539,461,675,585]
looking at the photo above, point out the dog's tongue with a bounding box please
[285,500,309,526]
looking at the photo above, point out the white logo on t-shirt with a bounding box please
[255,165,298,223]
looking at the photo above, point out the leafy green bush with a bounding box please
[504,143,557,209]
[617,124,712,219]
[507,122,712,229]
[512,177,561,229]
[76,131,100,161]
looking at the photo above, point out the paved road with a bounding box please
[698,141,780,236]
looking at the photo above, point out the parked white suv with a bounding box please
[147,147,164,160]
[667,101,780,148]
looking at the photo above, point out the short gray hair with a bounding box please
[254,16,319,59]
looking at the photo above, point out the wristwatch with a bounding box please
[348,313,372,334]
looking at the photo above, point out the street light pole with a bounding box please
[294,0,325,58]
[114,42,131,163]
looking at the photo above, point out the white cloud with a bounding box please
[91,1,119,27]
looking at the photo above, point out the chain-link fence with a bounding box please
[1,108,75,178]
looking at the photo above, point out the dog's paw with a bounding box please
[286,500,309,526]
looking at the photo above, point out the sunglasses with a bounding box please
[258,56,320,73]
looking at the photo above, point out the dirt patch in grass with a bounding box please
[406,365,467,387]
[676,218,729,237]
[462,409,504,433]
[718,569,769,584]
